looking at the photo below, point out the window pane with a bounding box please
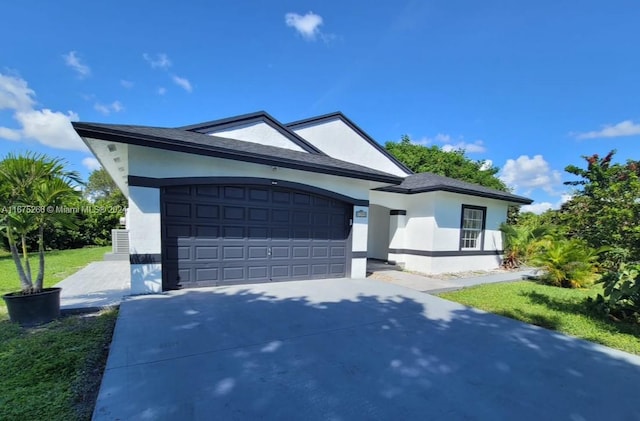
[460,207,485,250]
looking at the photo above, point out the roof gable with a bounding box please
[179,111,323,154]
[287,112,413,177]
[73,122,403,185]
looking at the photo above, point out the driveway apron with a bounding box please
[93,278,640,420]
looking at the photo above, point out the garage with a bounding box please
[161,183,352,289]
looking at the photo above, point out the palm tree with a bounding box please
[0,152,82,293]
[500,223,551,269]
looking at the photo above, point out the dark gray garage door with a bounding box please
[161,184,352,289]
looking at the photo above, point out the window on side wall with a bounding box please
[460,205,486,250]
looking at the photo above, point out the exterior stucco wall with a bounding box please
[126,145,374,291]
[128,186,162,293]
[204,121,305,152]
[369,190,508,273]
[291,118,409,177]
[431,191,507,252]
[367,204,390,260]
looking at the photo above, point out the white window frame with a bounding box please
[459,205,486,250]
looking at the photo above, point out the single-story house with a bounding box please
[73,111,531,294]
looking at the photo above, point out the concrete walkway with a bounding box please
[367,262,536,294]
[93,278,640,420]
[54,260,130,312]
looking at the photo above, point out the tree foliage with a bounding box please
[0,152,82,292]
[385,135,508,191]
[560,150,640,266]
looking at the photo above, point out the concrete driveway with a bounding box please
[94,278,640,420]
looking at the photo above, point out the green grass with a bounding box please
[0,310,118,421]
[439,281,640,354]
[0,246,110,318]
[0,246,116,420]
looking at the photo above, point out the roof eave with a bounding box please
[72,123,403,185]
[374,184,533,205]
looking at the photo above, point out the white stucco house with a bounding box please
[73,111,531,294]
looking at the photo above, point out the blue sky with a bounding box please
[1,1,639,213]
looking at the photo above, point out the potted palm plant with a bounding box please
[0,152,82,326]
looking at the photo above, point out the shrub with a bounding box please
[530,239,601,288]
[590,263,640,323]
[500,223,551,269]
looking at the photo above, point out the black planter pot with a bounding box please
[3,287,62,326]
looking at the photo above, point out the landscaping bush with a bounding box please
[530,239,601,288]
[589,263,640,323]
[500,222,551,269]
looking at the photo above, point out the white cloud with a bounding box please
[0,73,36,111]
[157,87,167,95]
[62,51,91,78]
[521,202,553,215]
[441,140,486,153]
[414,132,486,153]
[82,157,101,171]
[15,109,85,150]
[120,79,134,88]
[575,120,640,139]
[520,194,572,215]
[285,12,324,40]
[143,53,172,69]
[479,159,493,171]
[0,72,85,150]
[500,155,562,195]
[172,75,192,92]
[0,126,21,141]
[94,101,124,115]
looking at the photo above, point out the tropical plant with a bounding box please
[561,150,640,268]
[499,222,551,269]
[0,152,82,293]
[590,263,640,323]
[529,239,601,288]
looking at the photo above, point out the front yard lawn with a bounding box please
[439,281,640,355]
[0,246,115,420]
[0,310,118,421]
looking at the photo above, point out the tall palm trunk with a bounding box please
[35,225,45,291]
[6,222,32,292]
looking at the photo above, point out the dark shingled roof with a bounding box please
[376,172,532,204]
[72,122,404,184]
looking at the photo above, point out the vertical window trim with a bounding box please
[459,205,487,251]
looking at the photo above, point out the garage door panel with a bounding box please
[248,246,269,259]
[196,204,219,219]
[165,202,191,218]
[222,226,244,238]
[195,225,219,237]
[271,265,290,279]
[162,184,351,289]
[222,267,245,281]
[223,246,245,259]
[195,246,218,260]
[248,208,269,222]
[248,266,269,279]
[195,267,219,282]
[311,264,329,276]
[224,206,245,221]
[167,246,190,261]
[271,246,290,259]
[272,191,290,203]
[196,185,220,198]
[223,186,245,200]
[166,224,191,238]
[330,264,346,274]
[248,188,269,202]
